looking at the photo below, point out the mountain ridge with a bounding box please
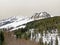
[0,12,51,31]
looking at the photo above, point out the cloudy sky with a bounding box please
[0,0,60,19]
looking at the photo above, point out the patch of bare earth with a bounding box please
[3,31,39,45]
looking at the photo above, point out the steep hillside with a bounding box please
[14,16,60,45]
[26,16,60,32]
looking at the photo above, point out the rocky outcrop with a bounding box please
[31,12,51,20]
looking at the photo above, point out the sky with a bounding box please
[0,0,60,19]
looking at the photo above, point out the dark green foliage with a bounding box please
[14,28,30,39]
[55,37,58,45]
[26,16,60,33]
[23,32,31,40]
[0,31,4,45]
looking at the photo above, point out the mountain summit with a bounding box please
[31,12,51,20]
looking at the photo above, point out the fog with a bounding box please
[0,0,60,19]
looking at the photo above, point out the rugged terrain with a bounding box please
[1,12,60,45]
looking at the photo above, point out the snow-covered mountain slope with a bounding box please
[0,12,51,30]
[30,12,51,20]
[0,16,34,29]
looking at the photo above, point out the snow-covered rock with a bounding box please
[30,12,51,20]
[29,29,60,45]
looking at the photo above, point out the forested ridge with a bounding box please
[14,16,60,39]
[26,16,60,33]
